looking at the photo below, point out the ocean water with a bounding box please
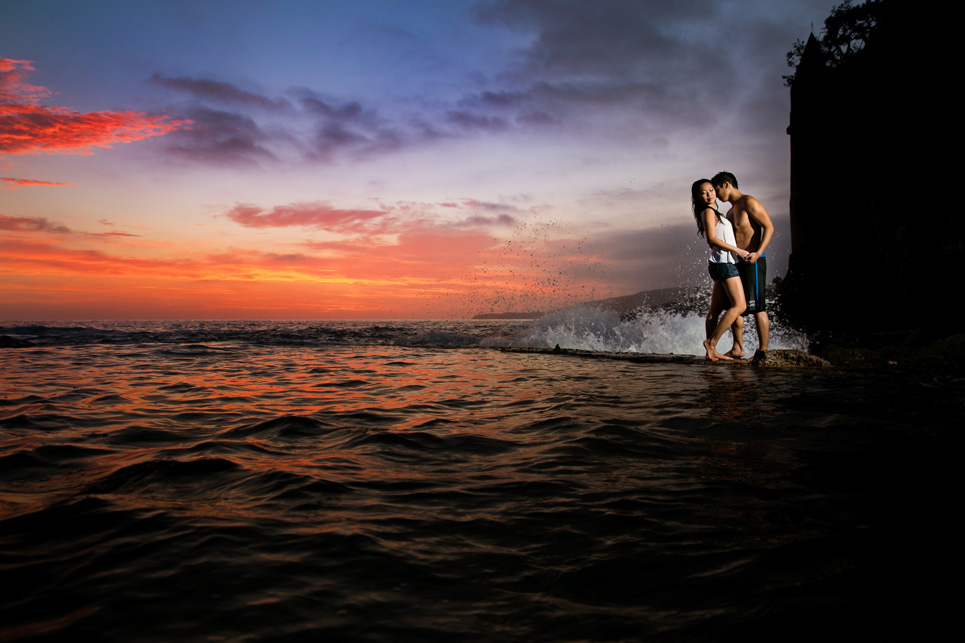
[0,316,959,641]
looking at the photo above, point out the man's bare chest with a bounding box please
[728,209,758,234]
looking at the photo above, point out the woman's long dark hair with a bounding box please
[691,178,718,238]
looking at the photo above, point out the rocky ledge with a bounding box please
[498,346,830,368]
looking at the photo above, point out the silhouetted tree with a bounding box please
[784,0,883,86]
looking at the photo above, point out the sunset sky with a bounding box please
[1,0,837,320]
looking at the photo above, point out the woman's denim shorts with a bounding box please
[708,262,739,282]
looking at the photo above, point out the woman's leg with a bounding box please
[703,276,747,361]
[705,280,727,340]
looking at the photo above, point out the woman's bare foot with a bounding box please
[703,339,733,361]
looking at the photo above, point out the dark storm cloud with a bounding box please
[459,0,745,138]
[472,0,720,80]
[316,123,368,148]
[514,110,557,127]
[309,120,406,161]
[300,96,364,120]
[445,110,510,132]
[149,74,292,111]
[161,106,276,165]
[474,82,669,110]
[293,89,408,160]
[146,74,293,165]
[461,79,700,129]
[150,75,421,165]
[465,0,838,146]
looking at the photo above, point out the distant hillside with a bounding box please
[472,286,698,320]
[472,312,543,320]
[585,287,696,317]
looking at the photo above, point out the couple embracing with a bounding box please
[691,172,774,362]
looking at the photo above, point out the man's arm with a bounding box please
[744,196,774,263]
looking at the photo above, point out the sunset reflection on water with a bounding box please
[2,332,957,642]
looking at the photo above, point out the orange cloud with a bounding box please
[0,59,189,155]
[1,177,74,189]
[0,59,48,102]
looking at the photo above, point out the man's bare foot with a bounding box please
[703,339,733,361]
[724,347,745,359]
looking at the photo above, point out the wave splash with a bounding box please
[498,304,809,356]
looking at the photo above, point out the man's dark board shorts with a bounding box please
[737,256,767,315]
[708,262,739,282]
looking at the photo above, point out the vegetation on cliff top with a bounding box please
[783,0,884,86]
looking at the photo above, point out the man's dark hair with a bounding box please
[711,171,738,189]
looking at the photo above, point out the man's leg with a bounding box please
[755,311,769,352]
[736,257,766,356]
[747,257,768,353]
[725,315,744,358]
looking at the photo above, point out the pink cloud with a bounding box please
[225,202,389,231]
[0,214,140,238]
[0,214,72,234]
[84,231,142,238]
[225,199,522,235]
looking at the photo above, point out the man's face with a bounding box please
[714,182,732,201]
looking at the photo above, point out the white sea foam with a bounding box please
[492,304,809,355]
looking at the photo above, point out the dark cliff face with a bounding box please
[782,1,959,337]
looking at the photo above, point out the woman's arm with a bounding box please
[702,208,750,259]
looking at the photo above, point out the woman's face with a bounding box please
[698,182,716,206]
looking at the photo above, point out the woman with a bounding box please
[691,179,749,361]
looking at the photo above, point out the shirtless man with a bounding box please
[711,171,774,358]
